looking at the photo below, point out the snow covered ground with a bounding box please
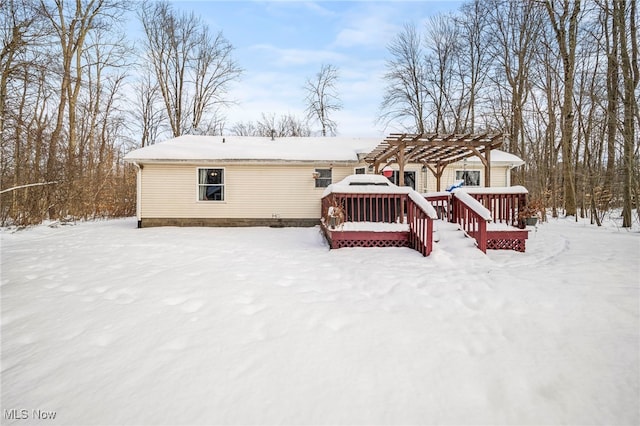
[1,215,639,425]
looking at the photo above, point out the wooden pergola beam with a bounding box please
[364,133,507,191]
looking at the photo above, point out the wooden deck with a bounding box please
[321,178,436,256]
[427,188,530,253]
[321,176,531,255]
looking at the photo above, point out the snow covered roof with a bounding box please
[123,135,524,166]
[124,135,382,163]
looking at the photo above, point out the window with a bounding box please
[389,171,416,189]
[354,167,366,175]
[314,168,332,188]
[198,168,224,201]
[456,170,481,187]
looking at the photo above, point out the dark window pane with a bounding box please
[198,168,225,201]
[315,168,332,188]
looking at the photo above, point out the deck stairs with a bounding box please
[432,220,491,260]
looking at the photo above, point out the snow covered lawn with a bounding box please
[2,216,639,425]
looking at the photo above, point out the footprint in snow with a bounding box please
[181,300,204,313]
[89,334,114,347]
[104,289,136,305]
[240,304,267,315]
[162,296,189,306]
[324,316,352,332]
[16,334,37,345]
[159,336,189,351]
[59,284,79,293]
[234,293,255,305]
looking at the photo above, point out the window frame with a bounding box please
[354,166,366,175]
[314,168,332,188]
[455,170,481,187]
[389,170,416,189]
[197,167,226,202]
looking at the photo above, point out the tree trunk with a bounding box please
[545,0,581,217]
[616,0,638,227]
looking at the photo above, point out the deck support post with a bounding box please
[484,148,491,188]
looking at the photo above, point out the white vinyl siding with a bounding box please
[423,165,509,192]
[138,162,513,219]
[140,163,357,219]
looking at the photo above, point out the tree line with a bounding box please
[0,0,341,225]
[1,0,638,227]
[378,0,638,226]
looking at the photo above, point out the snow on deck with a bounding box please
[460,185,529,194]
[451,188,493,220]
[323,175,438,219]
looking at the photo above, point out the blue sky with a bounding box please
[142,1,464,137]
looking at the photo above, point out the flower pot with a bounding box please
[525,217,538,226]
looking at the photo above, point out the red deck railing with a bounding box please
[406,193,433,256]
[426,189,530,253]
[426,188,528,228]
[322,193,404,224]
[450,192,489,253]
[465,191,527,228]
[321,191,435,256]
[424,193,451,221]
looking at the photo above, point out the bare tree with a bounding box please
[1,0,134,225]
[601,0,620,194]
[229,120,258,137]
[0,0,39,137]
[379,23,428,133]
[133,64,164,147]
[424,13,461,133]
[487,0,543,183]
[256,112,311,137]
[39,0,127,218]
[138,0,241,138]
[304,64,342,136]
[192,30,241,132]
[456,0,492,132]
[544,0,581,217]
[614,0,639,227]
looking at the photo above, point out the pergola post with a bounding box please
[425,162,446,192]
[484,147,491,187]
[398,142,406,221]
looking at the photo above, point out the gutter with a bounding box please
[132,162,142,228]
[122,159,362,166]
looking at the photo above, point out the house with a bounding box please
[123,134,524,228]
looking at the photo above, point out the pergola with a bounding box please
[363,133,507,191]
